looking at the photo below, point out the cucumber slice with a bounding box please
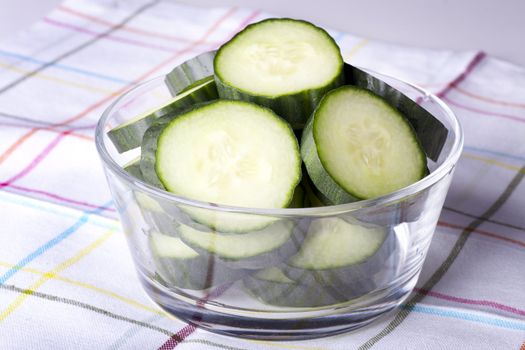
[284,217,392,298]
[140,115,172,189]
[123,157,143,181]
[178,220,303,269]
[155,99,301,210]
[108,76,217,153]
[165,51,216,96]
[288,183,305,208]
[243,266,345,307]
[214,18,344,129]
[302,86,427,203]
[149,231,245,290]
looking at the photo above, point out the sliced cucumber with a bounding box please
[108,76,217,153]
[165,51,216,96]
[214,18,344,129]
[302,174,333,207]
[179,206,279,234]
[149,231,244,290]
[140,115,171,189]
[155,99,301,210]
[288,183,306,208]
[178,220,302,269]
[302,86,427,203]
[123,157,143,181]
[284,217,392,298]
[243,266,345,307]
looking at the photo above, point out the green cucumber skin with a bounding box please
[214,18,345,129]
[123,159,144,181]
[301,112,357,204]
[151,99,301,233]
[165,51,216,96]
[288,184,305,208]
[140,117,172,189]
[301,173,333,207]
[283,231,397,299]
[301,86,427,203]
[153,254,245,290]
[108,79,218,153]
[214,75,344,129]
[243,272,345,307]
[179,221,305,270]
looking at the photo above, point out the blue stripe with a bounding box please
[0,191,117,230]
[464,145,525,163]
[0,49,131,85]
[405,304,525,331]
[0,200,114,285]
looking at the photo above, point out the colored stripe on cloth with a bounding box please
[0,111,96,131]
[0,284,173,336]
[0,191,117,230]
[464,145,525,163]
[0,0,160,94]
[0,200,113,285]
[453,85,525,108]
[435,51,485,98]
[42,17,204,54]
[0,260,165,316]
[0,60,115,94]
[0,48,131,84]
[57,4,219,45]
[6,184,116,213]
[0,228,115,321]
[403,304,525,331]
[443,96,525,124]
[443,206,525,232]
[0,131,71,187]
[438,220,525,248]
[358,164,525,349]
[415,288,525,317]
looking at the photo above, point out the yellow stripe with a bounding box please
[0,261,166,317]
[0,229,115,321]
[463,152,524,173]
[344,38,369,60]
[0,62,115,94]
[246,339,332,350]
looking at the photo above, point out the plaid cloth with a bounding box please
[0,0,524,349]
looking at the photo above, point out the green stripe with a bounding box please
[358,165,525,350]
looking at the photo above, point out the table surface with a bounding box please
[1,0,524,66]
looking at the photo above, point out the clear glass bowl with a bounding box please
[95,71,463,340]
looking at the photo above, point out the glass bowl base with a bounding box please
[139,272,417,341]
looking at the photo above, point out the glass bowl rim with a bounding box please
[95,68,463,216]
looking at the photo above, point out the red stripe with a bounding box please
[438,221,525,248]
[43,17,205,54]
[158,283,232,350]
[435,51,486,98]
[442,96,525,124]
[0,131,69,188]
[5,184,116,213]
[415,288,525,316]
[57,5,219,46]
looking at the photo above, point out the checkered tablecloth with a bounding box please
[0,0,524,349]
